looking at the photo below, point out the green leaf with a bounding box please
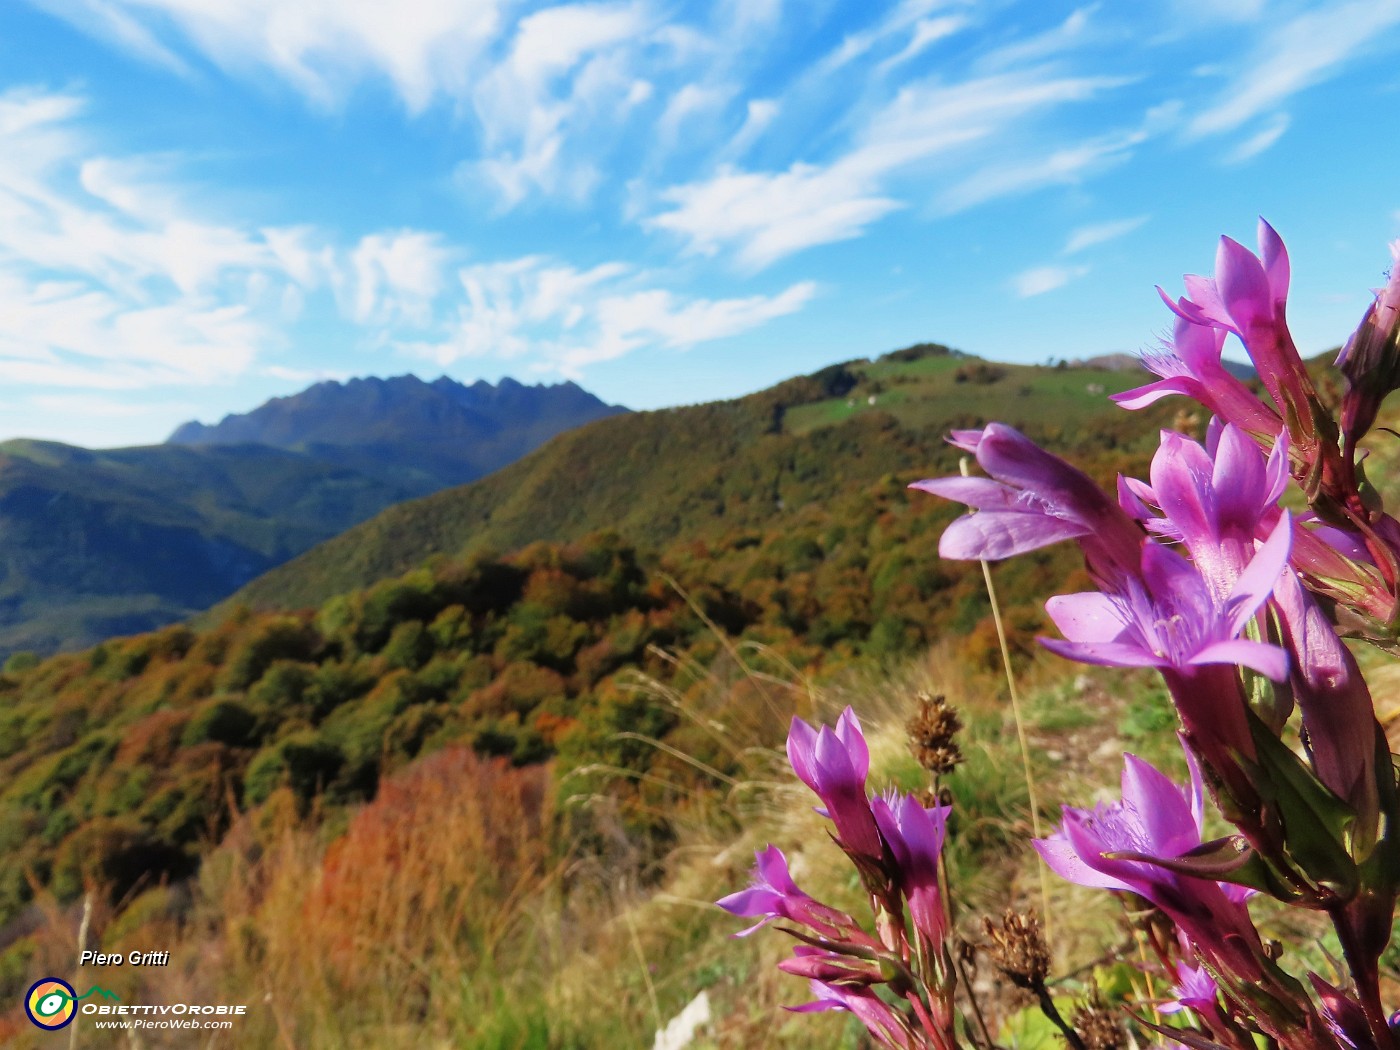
[1240,713,1358,898]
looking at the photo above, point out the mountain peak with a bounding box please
[166,374,628,491]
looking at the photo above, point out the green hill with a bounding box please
[0,343,1204,1036]
[0,376,626,659]
[219,345,1163,618]
[0,342,1181,954]
[0,440,417,657]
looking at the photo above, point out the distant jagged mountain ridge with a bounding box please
[168,375,629,491]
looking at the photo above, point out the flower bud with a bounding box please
[1338,242,1400,451]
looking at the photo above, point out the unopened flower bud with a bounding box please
[1337,241,1400,449]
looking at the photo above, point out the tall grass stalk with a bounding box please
[960,456,1054,942]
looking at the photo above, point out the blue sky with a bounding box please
[2,0,1400,447]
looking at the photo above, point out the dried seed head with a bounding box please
[982,908,1050,990]
[1072,989,1123,1050]
[907,691,963,776]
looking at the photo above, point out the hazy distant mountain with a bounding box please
[168,375,629,491]
[0,376,626,657]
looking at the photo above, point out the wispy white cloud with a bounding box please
[656,83,734,149]
[1063,214,1149,253]
[651,69,1130,268]
[1012,264,1089,298]
[937,94,1173,214]
[1188,0,1400,138]
[1168,0,1265,24]
[0,87,446,390]
[400,256,816,376]
[25,0,194,74]
[649,160,906,270]
[722,99,779,160]
[0,82,810,404]
[875,15,969,74]
[939,125,1142,212]
[814,0,964,76]
[1223,113,1291,163]
[466,2,653,206]
[27,0,507,113]
[348,232,452,326]
[0,88,289,387]
[977,5,1099,71]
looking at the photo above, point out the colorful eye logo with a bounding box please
[25,978,77,1030]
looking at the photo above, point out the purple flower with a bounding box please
[786,980,916,1049]
[717,845,876,944]
[1114,315,1281,441]
[1039,513,1291,682]
[910,422,1142,586]
[1271,570,1381,849]
[787,708,883,859]
[1139,424,1288,600]
[1040,518,1291,796]
[1157,221,1339,477]
[1337,240,1400,450]
[871,792,950,950]
[1160,961,1220,1019]
[1034,751,1266,982]
[1122,420,1397,654]
[777,944,881,986]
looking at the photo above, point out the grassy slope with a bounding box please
[217,349,1154,618]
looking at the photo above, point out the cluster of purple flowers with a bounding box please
[914,223,1400,1048]
[719,708,958,1049]
[721,223,1400,1049]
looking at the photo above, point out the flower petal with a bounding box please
[1259,217,1289,302]
[1188,639,1289,681]
[908,476,1019,509]
[1033,830,1132,892]
[1112,376,1199,410]
[939,512,1090,561]
[1223,511,1292,636]
[1045,592,1125,643]
[786,717,818,792]
[1038,636,1168,669]
[1121,753,1198,852]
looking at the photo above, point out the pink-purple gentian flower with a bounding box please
[871,791,950,950]
[1160,960,1222,1022]
[1159,220,1316,438]
[909,422,1143,587]
[1034,750,1266,981]
[1039,513,1291,682]
[1337,240,1400,452]
[717,844,877,945]
[787,707,883,859]
[1115,314,1282,441]
[786,978,917,1048]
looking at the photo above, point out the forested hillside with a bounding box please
[220,345,1166,616]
